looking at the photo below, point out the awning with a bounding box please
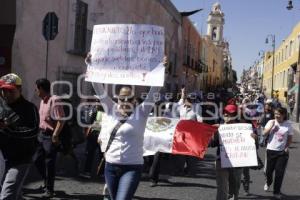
[288,84,299,95]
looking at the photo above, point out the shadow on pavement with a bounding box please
[239,194,300,200]
[134,196,178,200]
[239,194,273,199]
[158,180,216,189]
[282,194,300,200]
[23,190,101,200]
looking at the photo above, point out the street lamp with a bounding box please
[258,50,265,92]
[287,0,294,10]
[265,34,276,98]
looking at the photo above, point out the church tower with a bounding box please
[207,2,225,46]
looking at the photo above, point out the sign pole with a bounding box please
[42,12,58,79]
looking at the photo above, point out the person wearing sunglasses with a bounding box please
[86,53,165,200]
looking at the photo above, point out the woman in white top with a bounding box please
[263,107,293,200]
[86,54,163,200]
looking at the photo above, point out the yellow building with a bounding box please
[263,21,300,104]
[202,36,223,89]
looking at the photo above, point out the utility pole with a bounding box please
[266,35,275,98]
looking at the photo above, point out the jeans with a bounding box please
[105,162,143,200]
[242,167,250,192]
[33,132,58,192]
[0,163,30,200]
[215,160,242,200]
[0,150,5,188]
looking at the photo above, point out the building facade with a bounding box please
[2,0,183,104]
[0,0,234,104]
[263,22,300,104]
[181,17,203,93]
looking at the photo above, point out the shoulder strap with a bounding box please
[96,111,102,122]
[104,119,126,153]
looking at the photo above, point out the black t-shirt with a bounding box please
[0,96,39,166]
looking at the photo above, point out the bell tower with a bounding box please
[207,2,225,45]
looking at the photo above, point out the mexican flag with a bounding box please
[144,117,218,159]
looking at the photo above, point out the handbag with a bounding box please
[96,119,127,175]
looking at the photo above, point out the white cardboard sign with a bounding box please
[218,123,258,168]
[85,24,165,86]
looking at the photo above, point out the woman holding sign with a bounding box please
[263,107,292,200]
[86,54,165,200]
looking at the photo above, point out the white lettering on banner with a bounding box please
[218,123,258,168]
[85,24,165,86]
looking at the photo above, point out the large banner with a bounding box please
[143,117,179,156]
[218,123,258,168]
[99,116,216,159]
[144,117,217,158]
[85,24,165,86]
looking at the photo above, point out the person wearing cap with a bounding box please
[0,73,39,200]
[86,53,164,200]
[33,78,65,198]
[209,104,255,200]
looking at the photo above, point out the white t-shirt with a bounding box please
[94,83,160,165]
[265,120,293,151]
[175,99,203,122]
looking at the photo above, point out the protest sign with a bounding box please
[218,123,258,168]
[85,24,165,86]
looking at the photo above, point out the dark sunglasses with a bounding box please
[118,96,134,102]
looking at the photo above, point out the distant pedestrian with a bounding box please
[288,94,295,116]
[0,73,39,200]
[80,101,104,178]
[33,78,65,198]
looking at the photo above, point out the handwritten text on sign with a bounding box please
[218,123,258,168]
[85,24,165,86]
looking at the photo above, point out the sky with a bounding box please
[171,0,300,80]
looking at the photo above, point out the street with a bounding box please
[23,124,300,200]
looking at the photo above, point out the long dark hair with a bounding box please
[275,107,288,121]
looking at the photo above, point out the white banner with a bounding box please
[86,24,165,86]
[218,123,258,168]
[143,117,179,156]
